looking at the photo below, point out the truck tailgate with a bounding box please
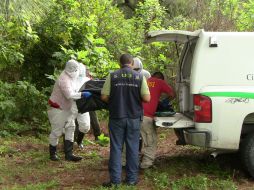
[154,113,194,128]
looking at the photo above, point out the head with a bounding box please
[133,57,143,72]
[119,54,133,67]
[152,71,165,80]
[64,59,80,79]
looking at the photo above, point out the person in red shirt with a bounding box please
[140,71,175,169]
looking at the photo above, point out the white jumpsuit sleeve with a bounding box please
[58,77,82,100]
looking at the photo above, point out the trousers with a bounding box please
[89,111,101,137]
[48,108,75,146]
[109,118,141,184]
[140,116,157,167]
[77,112,90,133]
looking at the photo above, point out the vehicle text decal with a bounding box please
[225,98,249,104]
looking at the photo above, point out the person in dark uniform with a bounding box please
[85,67,102,141]
[89,111,101,140]
[101,54,150,187]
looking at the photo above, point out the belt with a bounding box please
[48,99,61,109]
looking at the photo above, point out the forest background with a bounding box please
[0,0,253,146]
[1,0,254,189]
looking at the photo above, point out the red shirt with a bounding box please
[143,77,174,118]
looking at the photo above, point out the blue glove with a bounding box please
[81,91,92,98]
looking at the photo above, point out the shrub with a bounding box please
[0,80,48,136]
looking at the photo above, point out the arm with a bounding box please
[101,94,109,103]
[101,74,111,103]
[161,80,175,99]
[59,78,82,100]
[141,76,151,102]
[142,94,151,103]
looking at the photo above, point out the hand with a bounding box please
[81,91,92,98]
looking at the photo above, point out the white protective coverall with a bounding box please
[48,60,83,146]
[75,63,90,133]
[133,57,151,79]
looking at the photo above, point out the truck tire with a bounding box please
[240,132,254,177]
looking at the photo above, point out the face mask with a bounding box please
[78,70,86,78]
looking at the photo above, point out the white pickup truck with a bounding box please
[146,29,254,177]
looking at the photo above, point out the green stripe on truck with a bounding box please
[201,92,254,99]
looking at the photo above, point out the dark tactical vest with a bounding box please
[109,66,143,119]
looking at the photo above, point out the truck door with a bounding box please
[145,30,200,129]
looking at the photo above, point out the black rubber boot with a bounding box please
[64,140,82,162]
[49,145,59,161]
[76,131,85,149]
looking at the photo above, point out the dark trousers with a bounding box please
[109,118,141,184]
[89,111,101,138]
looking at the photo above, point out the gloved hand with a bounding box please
[81,91,92,98]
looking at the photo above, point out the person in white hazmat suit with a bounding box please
[133,57,151,79]
[74,62,91,149]
[48,59,91,161]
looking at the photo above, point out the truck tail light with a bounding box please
[194,94,212,123]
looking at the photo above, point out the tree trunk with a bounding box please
[5,0,10,21]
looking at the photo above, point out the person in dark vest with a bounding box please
[101,54,150,187]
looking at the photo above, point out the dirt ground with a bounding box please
[1,126,254,189]
[60,126,254,189]
[75,126,254,189]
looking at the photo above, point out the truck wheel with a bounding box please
[240,132,254,177]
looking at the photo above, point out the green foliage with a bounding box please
[172,175,208,190]
[145,170,170,189]
[171,174,237,190]
[91,185,137,190]
[53,43,117,78]
[0,80,48,136]
[0,122,30,137]
[159,132,167,140]
[97,133,110,146]
[83,139,96,146]
[7,180,59,190]
[0,16,38,72]
[236,0,254,31]
[15,81,47,120]
[136,0,166,32]
[0,141,16,156]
